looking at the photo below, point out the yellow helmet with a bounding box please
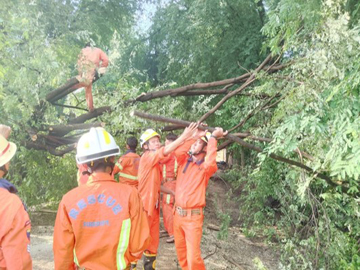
[76,127,120,164]
[0,135,17,167]
[201,132,212,144]
[140,129,160,148]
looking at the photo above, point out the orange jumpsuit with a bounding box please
[173,138,218,270]
[77,163,90,186]
[160,154,177,236]
[137,148,166,254]
[53,172,150,270]
[0,180,32,269]
[113,150,141,188]
[76,47,109,111]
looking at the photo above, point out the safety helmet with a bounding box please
[140,129,160,148]
[76,127,120,164]
[0,135,17,167]
[201,132,212,144]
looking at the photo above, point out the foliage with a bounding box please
[125,0,266,86]
[222,0,360,269]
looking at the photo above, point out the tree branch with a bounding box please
[49,122,105,136]
[52,103,88,111]
[199,54,273,122]
[125,63,286,104]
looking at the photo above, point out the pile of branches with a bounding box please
[27,53,285,156]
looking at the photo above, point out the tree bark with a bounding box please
[46,77,79,102]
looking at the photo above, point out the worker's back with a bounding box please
[78,47,109,70]
[113,151,141,187]
[0,185,32,269]
[53,172,150,270]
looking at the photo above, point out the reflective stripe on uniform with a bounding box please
[119,172,138,180]
[116,162,123,170]
[77,170,81,185]
[74,248,79,266]
[174,159,178,177]
[117,218,131,270]
[166,194,171,204]
[163,164,167,179]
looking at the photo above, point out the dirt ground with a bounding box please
[30,177,280,270]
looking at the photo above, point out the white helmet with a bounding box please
[0,135,17,167]
[139,129,160,148]
[76,127,120,164]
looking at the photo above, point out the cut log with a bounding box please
[25,142,75,156]
[46,77,79,102]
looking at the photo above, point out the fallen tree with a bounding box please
[133,110,345,190]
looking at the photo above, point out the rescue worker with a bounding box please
[53,127,150,270]
[0,134,32,269]
[137,123,200,270]
[159,133,178,244]
[76,42,109,112]
[173,128,228,270]
[113,137,141,188]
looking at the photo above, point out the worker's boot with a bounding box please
[130,262,137,269]
[143,252,157,270]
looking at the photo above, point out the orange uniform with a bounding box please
[137,148,166,254]
[77,163,90,186]
[160,153,177,181]
[160,154,178,236]
[113,150,141,188]
[53,172,150,270]
[76,47,109,111]
[0,180,32,269]
[173,137,218,270]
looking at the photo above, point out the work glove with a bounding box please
[98,67,107,75]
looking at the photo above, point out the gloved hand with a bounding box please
[98,67,107,75]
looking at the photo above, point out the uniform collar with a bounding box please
[187,156,204,165]
[89,172,116,183]
[0,178,18,193]
[125,149,136,154]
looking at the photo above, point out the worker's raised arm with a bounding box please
[203,128,228,179]
[163,122,199,156]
